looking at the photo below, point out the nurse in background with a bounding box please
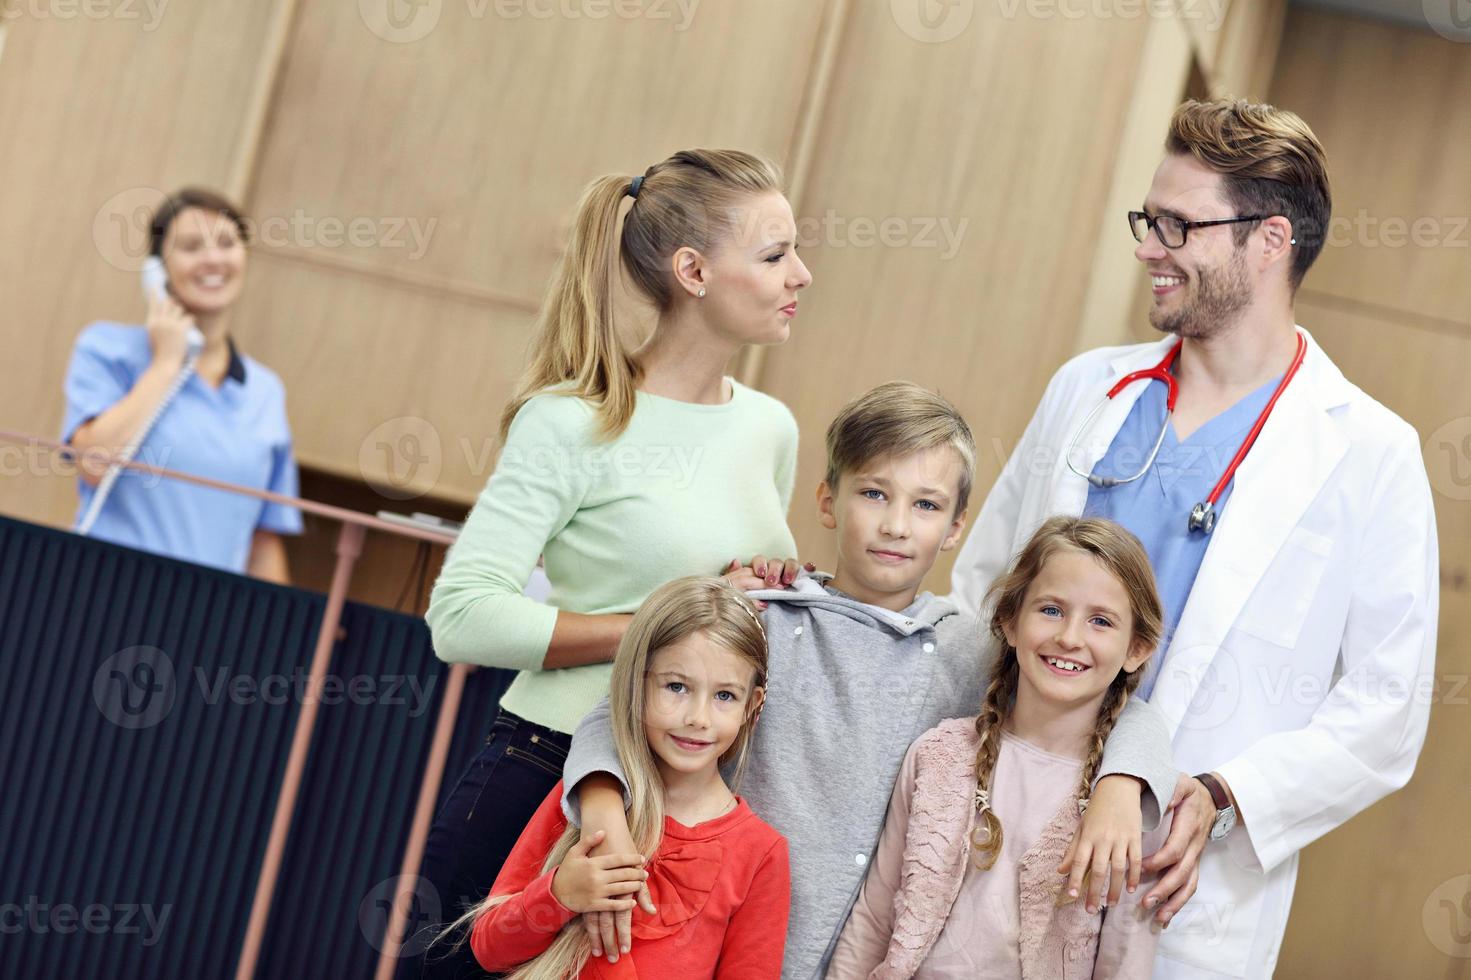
[62,188,302,582]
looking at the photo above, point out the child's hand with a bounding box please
[1057,774,1143,914]
[550,830,648,915]
[576,817,656,964]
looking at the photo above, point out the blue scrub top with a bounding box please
[1083,370,1281,698]
[61,322,304,574]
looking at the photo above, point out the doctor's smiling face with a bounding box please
[1138,99,1332,342]
[1134,154,1264,341]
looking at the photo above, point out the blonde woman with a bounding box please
[409,149,810,978]
[829,518,1172,979]
[457,576,788,978]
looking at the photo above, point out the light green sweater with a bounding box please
[426,379,800,734]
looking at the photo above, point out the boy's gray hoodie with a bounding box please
[560,575,1175,980]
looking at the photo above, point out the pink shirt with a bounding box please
[830,732,1165,979]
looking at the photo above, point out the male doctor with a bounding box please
[951,98,1439,978]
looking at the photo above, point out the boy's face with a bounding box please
[816,446,968,611]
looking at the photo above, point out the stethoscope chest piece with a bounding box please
[1188,501,1217,535]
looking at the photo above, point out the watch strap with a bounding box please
[1195,772,1231,812]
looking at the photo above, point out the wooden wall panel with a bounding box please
[1205,0,1287,99]
[1279,297,1471,979]
[226,248,533,503]
[756,4,1153,588]
[1074,14,1198,354]
[1273,8,1471,330]
[1267,9,1471,977]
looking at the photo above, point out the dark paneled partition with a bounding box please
[0,517,507,979]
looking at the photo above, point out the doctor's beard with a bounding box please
[1150,247,1252,340]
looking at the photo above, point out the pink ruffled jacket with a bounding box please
[829,718,1164,980]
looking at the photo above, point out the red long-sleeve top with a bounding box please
[472,781,790,979]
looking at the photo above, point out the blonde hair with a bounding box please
[500,150,785,442]
[1166,98,1332,290]
[442,576,768,978]
[969,517,1163,871]
[824,380,976,514]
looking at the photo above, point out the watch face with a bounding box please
[1211,808,1236,841]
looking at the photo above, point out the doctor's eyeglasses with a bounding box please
[1128,211,1268,248]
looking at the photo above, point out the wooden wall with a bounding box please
[1265,8,1471,978]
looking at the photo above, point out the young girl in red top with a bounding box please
[456,576,789,978]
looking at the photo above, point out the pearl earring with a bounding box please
[1290,238,1297,245]
[697,288,706,297]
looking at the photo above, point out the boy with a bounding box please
[561,381,1177,978]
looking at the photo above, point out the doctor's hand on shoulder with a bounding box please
[1139,773,1220,926]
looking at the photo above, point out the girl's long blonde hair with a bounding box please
[969,517,1164,871]
[443,576,768,978]
[499,149,784,443]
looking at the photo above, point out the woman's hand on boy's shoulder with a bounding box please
[722,556,815,604]
[551,830,647,915]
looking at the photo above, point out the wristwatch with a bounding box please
[1195,772,1237,841]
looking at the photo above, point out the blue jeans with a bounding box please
[397,708,571,980]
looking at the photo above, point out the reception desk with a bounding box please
[0,515,510,979]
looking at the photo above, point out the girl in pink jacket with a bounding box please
[829,516,1172,980]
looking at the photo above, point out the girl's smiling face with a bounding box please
[1003,549,1153,711]
[642,632,763,778]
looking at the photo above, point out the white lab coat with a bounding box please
[950,327,1439,978]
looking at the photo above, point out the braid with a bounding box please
[970,657,1017,871]
[1075,670,1141,810]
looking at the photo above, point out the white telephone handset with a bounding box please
[141,255,206,354]
[75,257,207,535]
[140,254,169,301]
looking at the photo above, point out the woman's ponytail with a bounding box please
[499,174,638,441]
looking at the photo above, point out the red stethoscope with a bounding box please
[1066,332,1308,535]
